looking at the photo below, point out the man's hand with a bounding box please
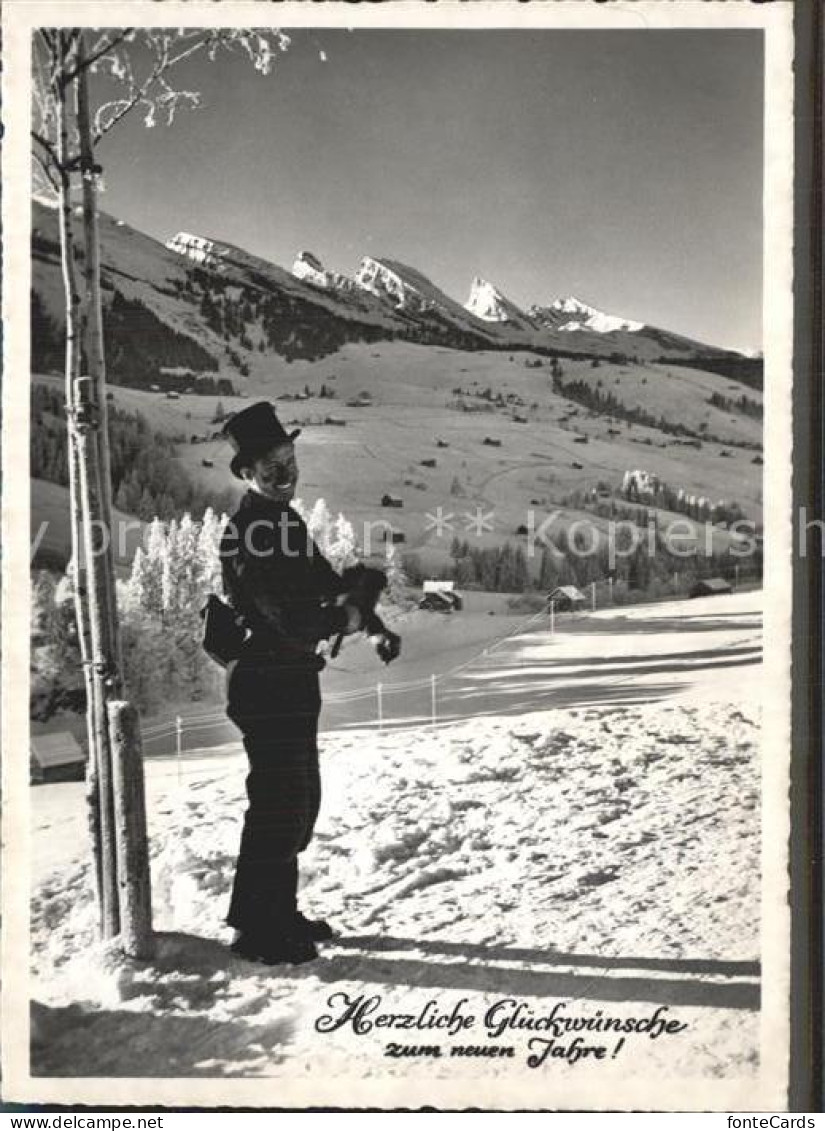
[371,629,401,665]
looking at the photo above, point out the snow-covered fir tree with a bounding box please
[115,497,387,713]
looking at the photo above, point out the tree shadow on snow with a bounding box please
[317,935,760,1012]
[30,933,296,1077]
[336,935,760,978]
[437,680,687,718]
[482,644,761,673]
[550,613,762,638]
[455,651,762,691]
[30,1000,294,1077]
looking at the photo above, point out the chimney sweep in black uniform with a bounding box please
[216,402,400,965]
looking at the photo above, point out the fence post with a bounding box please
[550,603,555,636]
[608,576,614,604]
[377,682,383,731]
[175,715,183,788]
[430,674,437,726]
[107,700,154,959]
[591,581,596,611]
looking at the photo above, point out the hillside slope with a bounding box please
[33,334,762,574]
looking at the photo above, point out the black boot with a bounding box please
[292,910,335,942]
[230,930,318,966]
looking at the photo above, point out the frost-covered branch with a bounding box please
[63,29,135,84]
[91,28,291,142]
[33,26,294,175]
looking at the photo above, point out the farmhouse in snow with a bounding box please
[419,580,464,613]
[689,577,733,599]
[546,585,587,612]
[31,732,86,784]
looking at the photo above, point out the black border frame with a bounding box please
[791,0,824,1113]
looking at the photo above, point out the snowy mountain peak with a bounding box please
[554,295,596,315]
[352,257,500,344]
[166,231,227,272]
[530,295,645,334]
[354,256,435,314]
[292,250,355,293]
[465,276,531,326]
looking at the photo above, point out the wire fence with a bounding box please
[139,578,762,759]
[139,607,549,758]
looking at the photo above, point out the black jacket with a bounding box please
[220,491,348,660]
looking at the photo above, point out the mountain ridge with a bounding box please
[163,222,752,366]
[31,201,762,392]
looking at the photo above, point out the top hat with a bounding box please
[223,401,301,479]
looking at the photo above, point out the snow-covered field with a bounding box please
[29,593,763,1107]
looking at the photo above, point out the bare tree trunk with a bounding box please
[76,38,122,680]
[108,701,154,959]
[72,376,122,939]
[74,37,154,954]
[54,34,119,938]
[67,459,103,929]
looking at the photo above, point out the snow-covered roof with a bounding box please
[31,732,85,769]
[420,591,454,608]
[547,585,587,602]
[693,577,732,592]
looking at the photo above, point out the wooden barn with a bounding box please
[689,577,733,599]
[546,585,587,612]
[420,580,463,612]
[30,732,86,784]
[346,392,373,408]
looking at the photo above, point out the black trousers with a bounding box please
[225,652,322,935]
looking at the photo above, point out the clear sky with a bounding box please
[96,29,764,353]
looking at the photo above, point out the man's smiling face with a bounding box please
[243,441,298,504]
